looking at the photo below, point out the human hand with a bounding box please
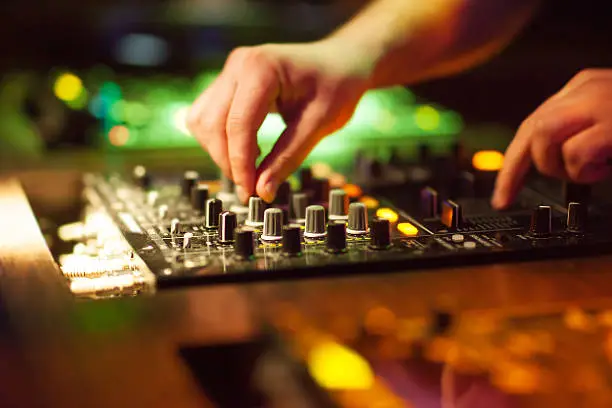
[187,40,373,203]
[492,69,612,209]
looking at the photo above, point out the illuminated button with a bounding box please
[397,222,418,236]
[472,150,504,172]
[451,234,464,243]
[463,241,476,249]
[420,186,438,217]
[441,200,462,230]
[343,184,363,198]
[359,196,379,209]
[376,208,399,223]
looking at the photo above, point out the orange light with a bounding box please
[397,222,418,236]
[328,173,346,188]
[359,196,379,209]
[376,208,398,223]
[108,125,130,146]
[472,150,504,171]
[343,183,362,198]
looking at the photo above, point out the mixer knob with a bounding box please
[326,221,347,253]
[563,182,591,207]
[246,196,265,228]
[170,218,181,235]
[182,171,200,197]
[205,198,223,230]
[369,217,392,250]
[218,211,237,244]
[347,202,368,236]
[261,208,284,242]
[133,165,151,189]
[329,189,349,221]
[282,224,303,256]
[158,204,169,220]
[289,193,308,223]
[529,205,552,236]
[191,184,209,213]
[273,181,292,205]
[182,232,193,249]
[304,205,327,239]
[300,167,313,190]
[420,186,439,218]
[311,178,330,203]
[566,202,587,233]
[234,227,255,260]
[441,200,463,230]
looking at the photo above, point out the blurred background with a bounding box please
[0,0,611,171]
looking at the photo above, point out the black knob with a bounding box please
[191,184,209,213]
[311,178,330,203]
[234,227,255,260]
[205,198,223,229]
[218,211,237,244]
[170,218,181,235]
[300,168,313,190]
[262,208,284,242]
[563,182,591,207]
[182,171,200,197]
[420,186,439,218]
[326,221,347,253]
[329,189,349,220]
[273,181,292,205]
[282,224,303,256]
[441,200,462,230]
[566,202,587,233]
[133,165,151,189]
[529,205,552,236]
[347,202,368,235]
[369,217,392,250]
[246,196,265,228]
[304,205,327,239]
[289,193,308,223]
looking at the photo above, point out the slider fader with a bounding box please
[56,144,612,298]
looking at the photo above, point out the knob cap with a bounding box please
[205,198,223,229]
[273,181,292,205]
[158,205,169,220]
[170,218,182,235]
[182,171,199,197]
[347,202,368,235]
[369,217,392,250]
[441,200,462,230]
[420,186,439,218]
[300,168,313,190]
[329,189,349,220]
[304,205,326,239]
[246,196,265,227]
[218,211,237,244]
[133,165,151,189]
[234,227,255,260]
[529,205,552,236]
[567,202,587,233]
[282,224,303,256]
[182,232,193,249]
[261,208,284,242]
[191,184,209,213]
[326,221,347,253]
[289,193,308,223]
[311,178,330,203]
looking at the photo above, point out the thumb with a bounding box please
[255,101,329,202]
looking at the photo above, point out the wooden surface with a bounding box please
[4,173,612,407]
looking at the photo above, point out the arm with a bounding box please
[325,0,542,87]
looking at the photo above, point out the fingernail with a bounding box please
[262,180,278,203]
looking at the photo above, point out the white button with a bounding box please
[451,234,464,243]
[463,241,476,249]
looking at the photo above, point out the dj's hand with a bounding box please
[492,69,612,209]
[187,41,372,203]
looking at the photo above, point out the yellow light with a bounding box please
[360,196,379,209]
[54,73,83,102]
[343,183,362,198]
[108,125,130,146]
[307,341,374,390]
[376,208,399,223]
[397,222,418,236]
[311,162,332,178]
[328,173,346,188]
[414,105,440,131]
[173,106,191,135]
[472,150,504,172]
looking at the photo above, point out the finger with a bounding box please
[226,65,280,202]
[189,74,237,179]
[255,101,329,202]
[562,125,612,183]
[552,69,612,100]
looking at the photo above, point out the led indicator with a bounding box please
[397,222,418,236]
[376,208,399,223]
[472,150,504,171]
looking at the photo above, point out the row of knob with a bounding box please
[529,202,587,236]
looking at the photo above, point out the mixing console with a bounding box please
[56,143,612,298]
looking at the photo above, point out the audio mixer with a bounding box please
[55,143,612,299]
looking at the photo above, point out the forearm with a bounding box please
[325,0,541,87]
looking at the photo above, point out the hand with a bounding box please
[492,69,612,209]
[187,40,373,203]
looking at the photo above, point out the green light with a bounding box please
[65,88,88,110]
[125,102,151,126]
[414,105,440,131]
